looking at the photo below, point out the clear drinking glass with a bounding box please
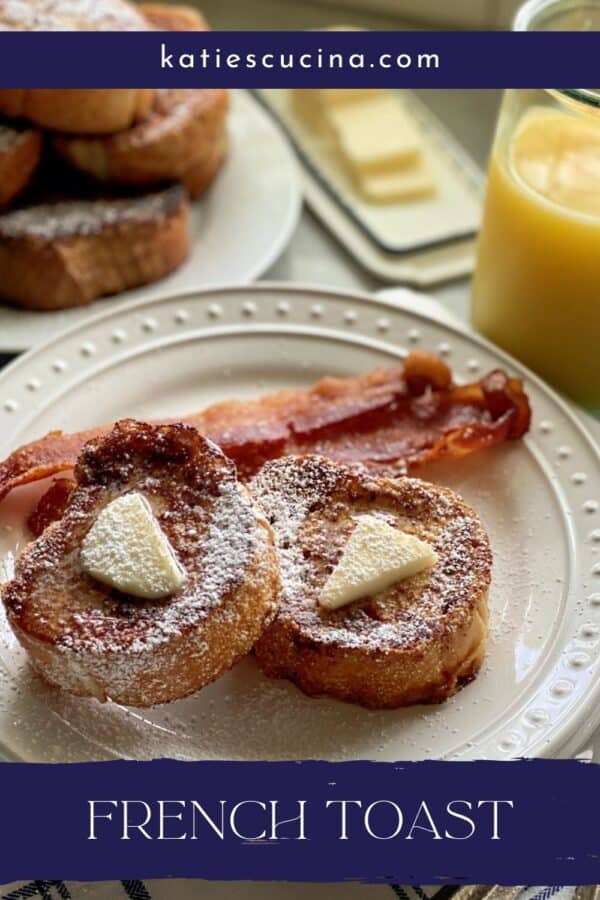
[471,0,600,410]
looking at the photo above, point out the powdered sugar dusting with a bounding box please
[251,455,341,603]
[0,0,149,31]
[252,456,492,653]
[0,122,27,151]
[194,481,256,622]
[0,186,184,240]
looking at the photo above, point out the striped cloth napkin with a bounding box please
[0,884,573,899]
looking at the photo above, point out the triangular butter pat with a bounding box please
[319,515,437,610]
[80,492,186,600]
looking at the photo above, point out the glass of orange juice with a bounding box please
[471,0,600,411]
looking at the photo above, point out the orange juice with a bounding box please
[472,106,600,408]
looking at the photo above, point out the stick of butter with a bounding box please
[80,492,186,600]
[319,515,437,610]
[291,88,437,204]
[315,89,384,107]
[291,89,383,132]
[326,93,424,176]
[359,159,436,203]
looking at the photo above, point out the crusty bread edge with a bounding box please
[255,589,489,709]
[0,189,190,311]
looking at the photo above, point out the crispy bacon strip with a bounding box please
[0,352,531,518]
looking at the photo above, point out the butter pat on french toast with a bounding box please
[80,492,186,600]
[319,515,437,610]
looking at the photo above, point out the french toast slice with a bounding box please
[53,5,228,198]
[0,121,43,207]
[0,89,155,136]
[54,89,229,199]
[0,182,190,310]
[2,420,281,708]
[0,1,154,134]
[139,3,209,30]
[252,455,491,709]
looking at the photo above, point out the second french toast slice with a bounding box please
[251,455,491,709]
[53,89,229,200]
[53,4,228,199]
[0,183,190,310]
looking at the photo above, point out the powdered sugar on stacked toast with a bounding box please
[0,0,149,30]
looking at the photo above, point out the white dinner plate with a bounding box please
[0,284,598,763]
[0,92,302,354]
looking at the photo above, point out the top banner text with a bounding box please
[0,31,597,88]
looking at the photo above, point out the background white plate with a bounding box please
[0,284,598,763]
[0,92,301,354]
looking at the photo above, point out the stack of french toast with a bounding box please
[0,0,228,310]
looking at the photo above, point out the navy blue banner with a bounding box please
[0,759,597,883]
[0,31,597,88]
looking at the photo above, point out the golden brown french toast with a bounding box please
[0,89,155,136]
[0,121,43,207]
[53,5,228,198]
[0,1,154,134]
[139,3,209,30]
[252,455,490,709]
[2,420,281,708]
[54,89,229,199]
[0,182,190,310]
